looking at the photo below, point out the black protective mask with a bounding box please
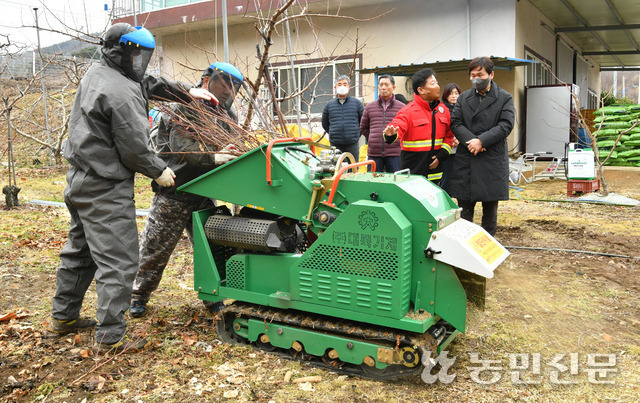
[121,45,153,83]
[471,77,491,92]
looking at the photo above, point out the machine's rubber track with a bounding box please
[213,301,440,381]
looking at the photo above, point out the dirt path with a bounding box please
[1,170,639,401]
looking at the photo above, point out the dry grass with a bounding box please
[0,166,639,401]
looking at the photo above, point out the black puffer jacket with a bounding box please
[321,96,364,145]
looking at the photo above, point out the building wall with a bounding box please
[129,0,597,150]
[154,0,520,95]
[514,0,601,152]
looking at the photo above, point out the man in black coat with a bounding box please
[450,57,515,236]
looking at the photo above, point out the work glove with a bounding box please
[189,87,218,105]
[216,153,237,165]
[215,144,239,165]
[155,167,176,187]
[382,125,399,144]
[383,133,398,144]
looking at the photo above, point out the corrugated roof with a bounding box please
[359,57,536,76]
[529,0,640,70]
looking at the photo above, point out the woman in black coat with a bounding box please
[449,57,515,236]
[440,83,461,193]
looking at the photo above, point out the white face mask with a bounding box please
[336,86,349,96]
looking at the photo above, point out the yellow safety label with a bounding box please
[466,232,504,265]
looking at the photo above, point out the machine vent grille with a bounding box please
[204,215,279,252]
[226,259,245,290]
[299,244,398,280]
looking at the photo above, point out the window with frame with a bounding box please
[524,49,554,87]
[587,89,598,109]
[269,58,359,119]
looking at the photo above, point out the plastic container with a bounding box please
[576,128,591,149]
[567,179,599,196]
[567,148,596,179]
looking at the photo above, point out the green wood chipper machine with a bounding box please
[178,137,509,381]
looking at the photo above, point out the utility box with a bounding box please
[525,84,580,159]
[567,148,596,180]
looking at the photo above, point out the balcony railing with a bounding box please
[112,0,208,19]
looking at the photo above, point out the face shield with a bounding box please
[121,45,153,82]
[119,27,155,83]
[209,72,243,109]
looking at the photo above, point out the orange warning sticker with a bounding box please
[466,232,504,265]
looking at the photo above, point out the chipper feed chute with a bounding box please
[178,138,510,381]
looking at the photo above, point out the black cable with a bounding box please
[505,245,637,259]
[285,146,320,160]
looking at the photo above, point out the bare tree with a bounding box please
[540,62,632,196]
[240,0,390,132]
[2,0,392,172]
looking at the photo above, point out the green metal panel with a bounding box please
[320,174,459,318]
[192,209,221,301]
[292,200,412,319]
[226,253,296,295]
[244,318,390,369]
[178,143,314,221]
[325,173,459,224]
[434,261,467,333]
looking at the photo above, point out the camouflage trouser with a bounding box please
[132,193,214,303]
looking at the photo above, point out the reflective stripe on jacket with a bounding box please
[389,94,454,153]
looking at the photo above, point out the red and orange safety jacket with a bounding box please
[387,94,454,181]
[389,94,454,154]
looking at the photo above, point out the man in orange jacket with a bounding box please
[382,68,454,184]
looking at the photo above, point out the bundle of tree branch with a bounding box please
[156,96,286,156]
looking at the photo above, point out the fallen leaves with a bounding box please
[284,370,293,383]
[85,375,109,391]
[223,389,239,399]
[0,310,30,323]
[180,332,198,346]
[298,381,314,391]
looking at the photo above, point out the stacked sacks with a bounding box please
[593,105,640,166]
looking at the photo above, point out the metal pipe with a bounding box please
[132,0,137,26]
[222,0,229,62]
[466,0,471,58]
[33,8,52,165]
[283,6,302,134]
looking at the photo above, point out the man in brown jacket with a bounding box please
[360,75,405,172]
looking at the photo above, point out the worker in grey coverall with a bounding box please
[49,23,215,350]
[130,62,243,318]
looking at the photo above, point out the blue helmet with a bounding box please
[119,26,156,50]
[208,62,243,85]
[116,26,155,83]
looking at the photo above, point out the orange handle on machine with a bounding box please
[266,137,313,185]
[324,160,376,207]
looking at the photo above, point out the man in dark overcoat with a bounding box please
[449,57,515,236]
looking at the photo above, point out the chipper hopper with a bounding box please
[178,138,509,381]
